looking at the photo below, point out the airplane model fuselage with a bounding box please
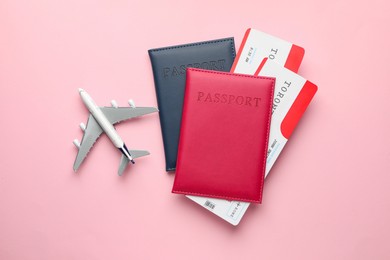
[73,89,158,175]
[79,88,135,163]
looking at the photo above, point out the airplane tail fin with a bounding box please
[118,150,150,176]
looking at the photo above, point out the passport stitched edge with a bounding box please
[148,38,236,60]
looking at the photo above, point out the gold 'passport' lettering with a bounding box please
[197,91,261,107]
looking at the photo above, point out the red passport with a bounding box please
[172,68,275,203]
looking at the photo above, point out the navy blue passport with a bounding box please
[148,38,236,171]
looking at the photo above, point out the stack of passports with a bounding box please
[149,37,275,203]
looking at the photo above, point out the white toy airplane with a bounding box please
[73,88,158,175]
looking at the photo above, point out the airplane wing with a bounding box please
[100,107,158,125]
[117,150,150,176]
[73,115,103,171]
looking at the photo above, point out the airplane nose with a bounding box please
[78,88,84,93]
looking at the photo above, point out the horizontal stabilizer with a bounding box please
[117,150,150,176]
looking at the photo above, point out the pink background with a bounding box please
[1,0,389,259]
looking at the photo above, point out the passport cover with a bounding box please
[172,68,275,203]
[148,38,236,171]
